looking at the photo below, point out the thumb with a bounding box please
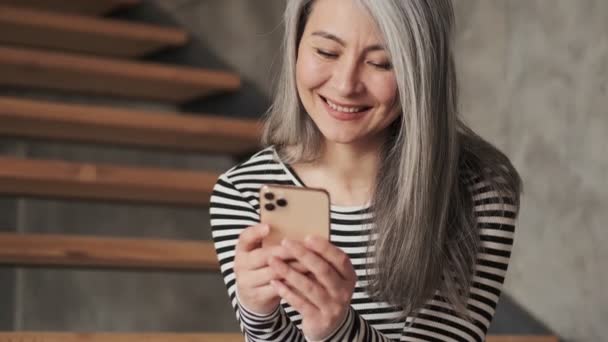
[237,223,270,252]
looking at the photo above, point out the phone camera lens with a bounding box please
[264,192,275,200]
[265,203,276,211]
[276,198,287,207]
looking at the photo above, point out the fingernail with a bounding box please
[305,235,314,243]
[281,239,292,247]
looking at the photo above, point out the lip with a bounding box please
[318,95,372,121]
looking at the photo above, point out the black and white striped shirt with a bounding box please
[209,146,517,342]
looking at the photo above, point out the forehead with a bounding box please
[305,0,385,45]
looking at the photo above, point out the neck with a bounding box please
[316,140,381,188]
[288,132,388,206]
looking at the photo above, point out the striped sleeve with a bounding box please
[316,178,519,342]
[209,173,305,342]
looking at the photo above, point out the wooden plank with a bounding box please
[0,233,219,271]
[0,333,243,342]
[0,0,141,16]
[0,333,557,342]
[0,97,262,155]
[0,46,241,103]
[0,156,219,206]
[487,337,558,342]
[0,5,188,58]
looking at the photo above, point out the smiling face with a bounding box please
[295,0,400,146]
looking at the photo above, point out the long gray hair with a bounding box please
[262,0,523,322]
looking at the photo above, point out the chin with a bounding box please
[317,126,364,145]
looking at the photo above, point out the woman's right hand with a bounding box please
[233,223,288,314]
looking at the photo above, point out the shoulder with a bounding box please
[462,163,521,209]
[220,146,278,182]
[457,132,523,216]
[211,146,287,211]
[459,164,520,256]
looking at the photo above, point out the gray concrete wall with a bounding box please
[453,1,607,342]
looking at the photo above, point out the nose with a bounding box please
[332,58,364,96]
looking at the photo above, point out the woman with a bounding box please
[210,0,522,341]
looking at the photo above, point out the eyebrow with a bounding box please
[310,30,386,53]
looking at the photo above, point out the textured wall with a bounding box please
[454,1,607,342]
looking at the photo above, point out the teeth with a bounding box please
[326,98,364,113]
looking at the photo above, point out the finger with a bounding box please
[242,267,281,287]
[236,224,270,253]
[245,245,288,270]
[268,256,329,309]
[281,239,343,297]
[270,279,318,317]
[304,235,355,281]
[245,284,280,305]
[242,245,310,272]
[267,245,312,274]
[269,249,308,273]
[286,260,309,274]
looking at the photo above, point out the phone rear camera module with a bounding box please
[265,203,276,211]
[276,198,287,207]
[264,192,275,200]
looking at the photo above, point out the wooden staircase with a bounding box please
[0,0,141,16]
[0,232,218,271]
[0,46,240,102]
[0,0,257,340]
[0,1,557,341]
[0,97,261,154]
[0,5,187,58]
[0,332,246,341]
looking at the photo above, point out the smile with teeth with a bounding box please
[323,96,370,113]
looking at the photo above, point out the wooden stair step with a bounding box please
[487,337,558,342]
[0,46,241,103]
[0,0,141,16]
[0,333,243,342]
[0,233,218,271]
[0,156,219,206]
[0,333,558,342]
[0,5,188,58]
[0,97,261,155]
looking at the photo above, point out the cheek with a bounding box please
[296,51,329,90]
[366,74,400,128]
[369,74,398,108]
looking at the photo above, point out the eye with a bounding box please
[316,48,338,59]
[369,61,392,70]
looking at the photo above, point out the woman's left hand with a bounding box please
[268,235,357,341]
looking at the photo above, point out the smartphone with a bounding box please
[259,184,330,248]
